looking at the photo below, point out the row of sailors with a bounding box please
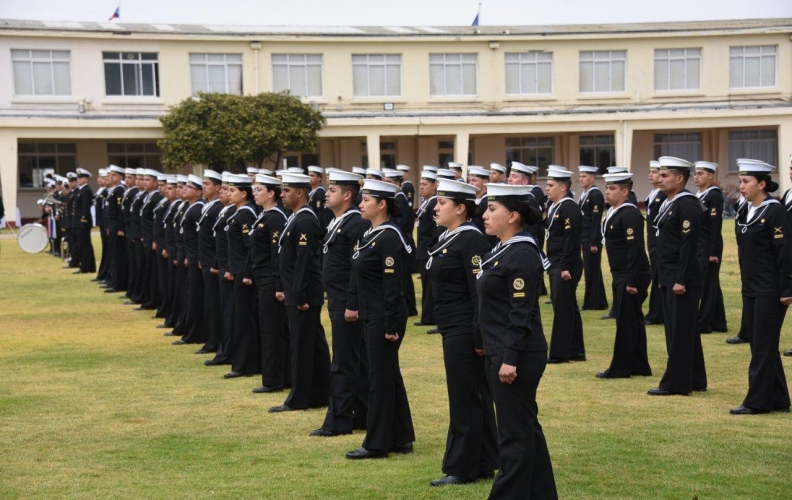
[72,155,789,498]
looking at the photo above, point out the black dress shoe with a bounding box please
[194,349,209,354]
[596,371,629,379]
[204,359,224,366]
[784,349,792,357]
[133,306,153,311]
[388,443,413,454]
[546,357,568,364]
[600,314,615,320]
[570,354,587,362]
[430,475,476,487]
[726,336,750,345]
[123,300,137,305]
[730,405,769,415]
[103,288,120,293]
[172,340,186,345]
[163,331,180,337]
[643,320,660,325]
[90,278,102,282]
[427,328,441,334]
[268,404,298,413]
[156,324,170,329]
[413,321,428,326]
[345,447,388,460]
[309,428,351,437]
[647,388,690,396]
[478,471,495,480]
[224,371,245,379]
[252,384,284,393]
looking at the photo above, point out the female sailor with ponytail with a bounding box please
[476,183,557,500]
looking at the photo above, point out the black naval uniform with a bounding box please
[601,203,652,378]
[179,199,207,345]
[530,185,549,297]
[732,197,752,343]
[163,200,186,328]
[416,196,438,325]
[476,233,557,500]
[696,187,727,333]
[318,207,371,434]
[394,191,418,316]
[152,196,172,319]
[95,187,110,281]
[735,197,792,411]
[545,197,585,362]
[644,187,667,324]
[226,201,259,374]
[654,190,707,394]
[139,189,163,309]
[208,205,237,365]
[66,187,82,268]
[251,205,290,388]
[401,180,416,212]
[126,189,145,300]
[350,222,415,451]
[427,224,498,480]
[579,187,608,310]
[473,194,500,248]
[308,186,333,231]
[170,200,190,336]
[106,183,127,291]
[279,205,331,409]
[196,198,223,353]
[77,183,96,273]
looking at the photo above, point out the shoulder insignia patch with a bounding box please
[682,220,690,229]
[513,278,525,290]
[385,256,395,267]
[471,255,482,267]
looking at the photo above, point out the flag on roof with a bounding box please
[471,13,479,26]
[108,7,120,21]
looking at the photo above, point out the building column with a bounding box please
[614,121,634,170]
[778,117,792,194]
[454,131,470,175]
[366,133,380,169]
[0,132,18,227]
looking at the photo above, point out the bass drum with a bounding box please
[17,223,50,253]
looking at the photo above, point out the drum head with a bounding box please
[17,223,49,253]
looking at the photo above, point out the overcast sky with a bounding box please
[1,0,791,26]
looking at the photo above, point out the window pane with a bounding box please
[103,52,120,60]
[593,61,609,92]
[369,65,385,96]
[273,66,288,92]
[52,50,70,60]
[190,53,205,63]
[228,65,243,95]
[306,54,322,64]
[744,57,760,87]
[352,65,367,96]
[307,65,322,96]
[122,63,138,95]
[761,56,775,86]
[127,143,145,153]
[429,65,444,95]
[207,54,224,63]
[462,64,476,95]
[141,64,155,95]
[208,65,226,93]
[446,64,461,95]
[368,54,384,64]
[729,57,742,88]
[141,53,157,61]
[32,62,53,95]
[670,59,685,89]
[655,60,667,90]
[272,54,286,63]
[352,55,366,64]
[745,46,760,55]
[13,61,33,95]
[191,65,206,94]
[580,61,593,92]
[580,51,593,61]
[53,61,70,95]
[505,63,519,94]
[521,62,537,93]
[429,54,443,63]
[611,61,625,91]
[537,63,551,93]
[227,54,242,63]
[289,66,306,96]
[386,54,400,63]
[386,65,400,96]
[122,52,139,60]
[686,58,700,88]
[11,49,29,59]
[32,50,50,60]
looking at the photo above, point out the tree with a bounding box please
[159,92,325,171]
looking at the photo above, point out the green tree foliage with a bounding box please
[159,92,326,171]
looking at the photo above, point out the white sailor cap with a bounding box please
[76,168,92,178]
[366,168,384,179]
[510,162,538,175]
[287,166,305,174]
[422,165,438,173]
[396,164,411,172]
[143,169,160,178]
[246,167,259,174]
[437,178,479,201]
[383,168,403,179]
[578,165,598,174]
[328,170,363,185]
[603,173,634,185]
[436,169,456,179]
[736,158,775,175]
[657,157,693,171]
[135,168,146,176]
[226,174,252,187]
[352,166,368,176]
[108,165,125,175]
[274,169,287,178]
[421,170,438,181]
[649,160,661,170]
[487,183,534,202]
[156,173,168,182]
[186,174,203,189]
[255,174,281,186]
[45,179,56,187]
[176,175,189,184]
[694,161,718,172]
[467,166,490,179]
[167,176,178,185]
[361,179,399,199]
[258,168,273,176]
[203,169,222,182]
[98,169,108,177]
[490,163,507,174]
[124,168,136,175]
[307,165,324,175]
[605,166,627,174]
[447,162,464,171]
[546,165,574,180]
[66,172,78,180]
[221,171,232,183]
[280,172,311,188]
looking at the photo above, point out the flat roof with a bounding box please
[0,17,790,39]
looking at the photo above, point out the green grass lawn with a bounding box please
[1,220,790,499]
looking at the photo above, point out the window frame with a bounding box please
[106,142,163,170]
[729,45,778,89]
[351,54,403,98]
[727,129,778,172]
[11,49,73,97]
[579,134,616,175]
[579,50,627,94]
[505,136,554,177]
[504,51,553,95]
[652,132,702,163]
[17,142,77,189]
[654,48,702,92]
[271,54,324,98]
[429,53,479,97]
[102,51,161,97]
[189,53,244,96]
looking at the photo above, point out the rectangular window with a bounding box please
[429,53,477,96]
[107,142,162,170]
[103,52,160,97]
[579,135,615,174]
[352,54,401,97]
[728,130,777,172]
[579,50,626,93]
[11,49,72,96]
[505,51,552,95]
[729,46,777,88]
[18,142,76,188]
[190,53,243,95]
[506,137,554,176]
[272,54,323,98]
[653,132,702,163]
[654,48,701,91]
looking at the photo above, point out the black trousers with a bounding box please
[257,281,290,387]
[68,227,81,268]
[362,316,415,451]
[697,259,727,333]
[110,233,127,291]
[125,237,139,298]
[97,225,109,280]
[283,305,330,409]
[742,296,790,411]
[142,248,160,309]
[164,260,181,328]
[417,258,436,324]
[644,247,664,324]
[200,267,222,352]
[603,279,652,377]
[320,309,369,434]
[581,247,608,310]
[78,226,96,272]
[155,252,171,319]
[658,285,707,393]
[130,240,148,304]
[231,274,259,375]
[180,264,206,344]
[487,351,557,500]
[441,332,499,479]
[403,266,418,317]
[210,277,236,364]
[548,267,585,360]
[171,264,189,335]
[736,295,752,342]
